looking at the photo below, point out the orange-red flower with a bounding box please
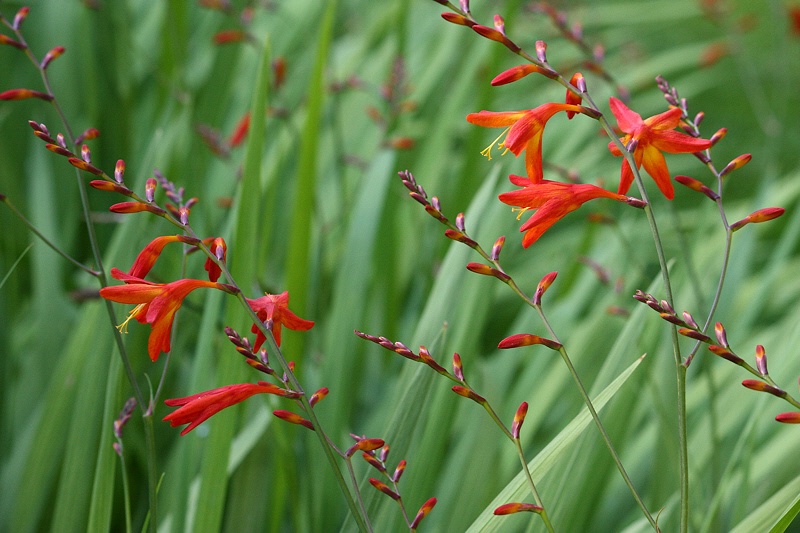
[246,292,314,351]
[100,268,228,360]
[467,103,584,182]
[607,97,712,199]
[499,175,631,247]
[163,382,301,435]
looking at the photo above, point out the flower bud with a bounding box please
[535,40,547,63]
[0,88,53,101]
[720,153,752,177]
[533,271,558,306]
[714,322,728,348]
[511,402,528,439]
[490,236,505,261]
[755,345,768,375]
[410,498,437,529]
[145,178,157,202]
[368,478,400,500]
[41,46,65,70]
[273,410,314,430]
[730,207,785,231]
[776,412,800,424]
[452,352,464,381]
[493,502,543,515]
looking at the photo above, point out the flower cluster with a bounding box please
[467,65,714,247]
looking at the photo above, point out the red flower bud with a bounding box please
[0,88,53,101]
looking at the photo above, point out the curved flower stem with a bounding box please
[513,438,556,533]
[2,17,160,529]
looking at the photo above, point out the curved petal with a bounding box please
[466,110,525,127]
[651,130,712,154]
[640,145,674,199]
[644,107,682,130]
[609,97,642,133]
[523,131,545,182]
[616,158,636,196]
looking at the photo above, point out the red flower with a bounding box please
[607,97,712,199]
[498,175,631,247]
[164,382,300,435]
[246,292,314,351]
[99,268,228,360]
[467,103,584,182]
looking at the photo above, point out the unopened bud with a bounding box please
[452,352,464,381]
[41,46,65,70]
[535,40,547,63]
[678,328,710,343]
[13,7,30,30]
[145,178,157,202]
[709,127,727,146]
[776,412,800,424]
[511,402,528,439]
[741,379,784,397]
[494,502,544,515]
[674,175,719,201]
[534,271,558,305]
[369,478,400,500]
[81,144,91,163]
[309,387,329,407]
[682,312,699,329]
[755,345,768,375]
[490,235,505,261]
[730,207,785,232]
[708,345,744,365]
[114,159,126,183]
[392,459,407,482]
[720,154,752,177]
[498,333,562,350]
[410,498,437,529]
[493,14,505,34]
[714,322,728,347]
[452,385,486,404]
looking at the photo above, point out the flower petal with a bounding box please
[608,97,642,133]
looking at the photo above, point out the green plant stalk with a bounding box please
[513,438,555,533]
[115,444,133,533]
[4,17,160,531]
[344,457,374,533]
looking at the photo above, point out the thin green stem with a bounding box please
[513,438,555,533]
[344,457,374,533]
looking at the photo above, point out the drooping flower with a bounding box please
[127,235,196,279]
[246,292,314,351]
[607,97,712,199]
[467,102,585,182]
[498,175,633,247]
[163,382,301,435]
[100,268,229,360]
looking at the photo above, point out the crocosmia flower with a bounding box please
[467,103,584,182]
[246,292,314,351]
[163,382,300,435]
[607,97,712,199]
[498,175,631,247]
[100,268,228,361]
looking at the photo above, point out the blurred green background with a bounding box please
[1,0,799,531]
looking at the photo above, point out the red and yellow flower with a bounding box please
[100,268,230,360]
[163,382,301,435]
[607,97,712,199]
[467,103,585,182]
[498,175,632,247]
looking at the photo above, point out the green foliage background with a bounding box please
[1,0,799,531]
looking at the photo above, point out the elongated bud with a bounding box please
[45,143,73,157]
[714,322,729,347]
[392,459,407,482]
[455,212,465,232]
[362,452,386,473]
[535,40,547,63]
[57,133,67,149]
[720,153,751,177]
[511,402,528,439]
[273,410,314,430]
[742,379,784,397]
[682,312,699,329]
[13,7,30,30]
[466,262,510,282]
[674,175,719,201]
[418,346,447,374]
[694,111,705,126]
[491,236,505,261]
[494,502,544,515]
[114,159,126,183]
[441,12,475,27]
[776,412,800,424]
[755,345,768,375]
[89,180,133,196]
[75,127,99,146]
[471,24,520,53]
[68,157,103,176]
[346,438,385,457]
[0,34,26,49]
[709,127,727,146]
[309,387,329,407]
[452,352,464,381]
[380,444,390,462]
[109,202,166,216]
[81,144,91,163]
[41,46,65,70]
[145,178,157,202]
[730,207,785,231]
[452,386,486,403]
[679,328,710,343]
[368,478,400,500]
[533,271,558,306]
[491,64,557,85]
[113,397,137,439]
[444,229,478,248]
[498,333,561,350]
[180,206,190,225]
[459,0,470,12]
[708,345,744,364]
[410,498,437,529]
[0,88,53,101]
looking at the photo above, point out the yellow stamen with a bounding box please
[480,127,512,161]
[512,207,532,220]
[116,303,146,334]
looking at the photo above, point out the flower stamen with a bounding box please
[480,127,512,161]
[116,303,146,334]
